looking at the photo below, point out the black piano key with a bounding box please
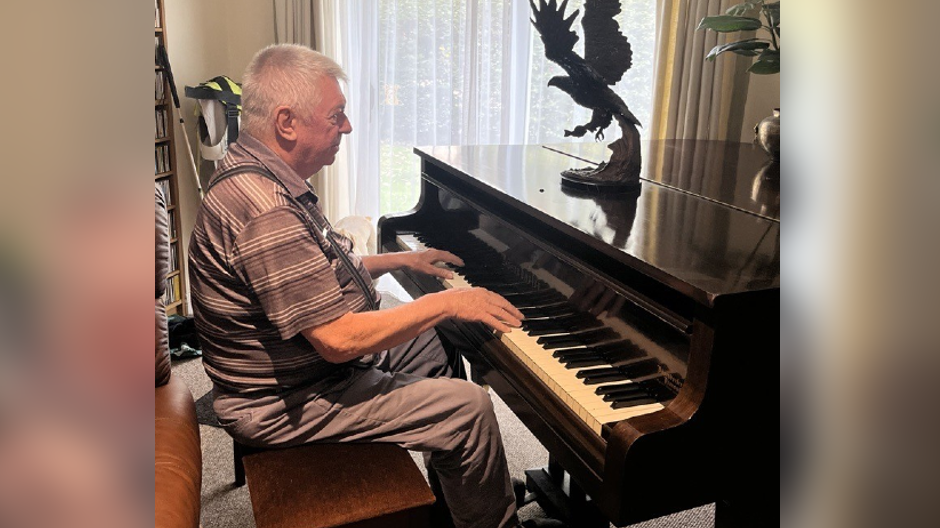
[527,326,573,337]
[589,339,646,359]
[576,359,664,383]
[595,382,639,395]
[577,366,618,379]
[594,374,664,394]
[603,389,651,403]
[552,347,598,359]
[518,301,574,313]
[537,336,584,349]
[610,397,658,409]
[580,371,632,385]
[552,347,613,358]
[464,278,529,288]
[600,349,647,365]
[524,319,603,336]
[488,286,542,298]
[646,378,682,401]
[519,304,578,318]
[556,351,610,366]
[523,313,598,329]
[501,291,566,305]
[570,327,619,342]
[601,387,648,402]
[562,357,609,369]
[612,356,658,369]
[618,359,665,379]
[537,327,618,348]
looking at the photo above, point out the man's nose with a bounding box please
[341,118,352,134]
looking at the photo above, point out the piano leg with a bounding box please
[525,457,608,528]
[715,498,772,528]
[548,458,565,486]
[715,500,741,528]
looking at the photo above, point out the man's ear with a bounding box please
[274,106,297,142]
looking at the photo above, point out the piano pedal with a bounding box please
[512,477,537,507]
[524,465,609,528]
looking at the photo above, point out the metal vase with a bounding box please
[755,108,780,160]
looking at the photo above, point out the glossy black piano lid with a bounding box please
[414,143,779,306]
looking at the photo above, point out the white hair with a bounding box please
[240,44,347,137]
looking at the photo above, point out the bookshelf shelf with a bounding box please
[155,0,187,316]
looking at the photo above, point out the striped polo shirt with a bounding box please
[188,133,379,397]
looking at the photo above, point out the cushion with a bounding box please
[155,185,171,386]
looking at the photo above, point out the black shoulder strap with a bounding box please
[206,163,378,311]
[206,164,279,194]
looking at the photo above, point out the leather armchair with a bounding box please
[155,186,202,528]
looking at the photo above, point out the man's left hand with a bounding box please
[405,249,464,280]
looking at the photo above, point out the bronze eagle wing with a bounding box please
[582,0,633,85]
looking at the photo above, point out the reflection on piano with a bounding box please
[378,141,779,528]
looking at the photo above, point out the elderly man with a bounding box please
[188,44,555,528]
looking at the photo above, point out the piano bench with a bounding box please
[234,441,435,528]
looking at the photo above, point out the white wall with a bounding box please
[164,0,275,312]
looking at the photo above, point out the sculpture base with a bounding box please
[560,118,642,193]
[561,163,640,192]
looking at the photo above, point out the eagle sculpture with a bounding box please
[530,0,642,190]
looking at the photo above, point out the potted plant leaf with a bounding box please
[698,0,780,158]
[698,0,779,74]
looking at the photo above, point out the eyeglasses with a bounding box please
[326,109,347,126]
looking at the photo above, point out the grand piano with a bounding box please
[377,141,779,527]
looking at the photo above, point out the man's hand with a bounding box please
[404,249,465,280]
[439,287,524,334]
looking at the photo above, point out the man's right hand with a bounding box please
[303,286,523,364]
[438,287,524,334]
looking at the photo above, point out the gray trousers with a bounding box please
[215,329,517,528]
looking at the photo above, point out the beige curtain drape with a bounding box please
[651,0,752,141]
[274,0,315,47]
[273,0,353,221]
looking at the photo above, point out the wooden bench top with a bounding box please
[242,443,435,528]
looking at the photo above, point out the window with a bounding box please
[376,0,657,215]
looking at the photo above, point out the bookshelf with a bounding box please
[155,0,186,315]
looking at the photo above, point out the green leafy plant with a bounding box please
[697,0,779,75]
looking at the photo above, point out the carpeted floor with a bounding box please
[172,354,714,528]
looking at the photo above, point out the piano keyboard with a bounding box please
[397,233,682,435]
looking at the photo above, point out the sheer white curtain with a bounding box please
[276,0,658,218]
[339,1,380,220]
[373,0,657,216]
[374,0,538,216]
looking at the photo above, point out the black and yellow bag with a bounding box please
[185,76,242,167]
